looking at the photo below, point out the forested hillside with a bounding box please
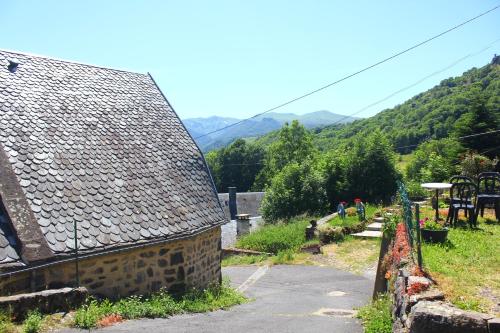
[206,57,500,203]
[314,57,500,152]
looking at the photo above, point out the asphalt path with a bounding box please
[58,264,373,333]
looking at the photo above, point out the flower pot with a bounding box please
[421,228,448,243]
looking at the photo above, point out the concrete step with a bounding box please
[351,230,382,238]
[373,217,385,223]
[366,222,383,231]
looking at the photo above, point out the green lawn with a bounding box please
[328,204,377,227]
[421,220,499,314]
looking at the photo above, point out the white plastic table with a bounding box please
[421,182,452,220]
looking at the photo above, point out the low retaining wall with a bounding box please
[218,192,264,219]
[387,224,499,333]
[0,287,88,320]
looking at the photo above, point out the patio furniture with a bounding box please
[421,182,452,221]
[446,182,477,227]
[475,172,500,221]
[450,175,474,218]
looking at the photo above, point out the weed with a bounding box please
[23,310,43,333]
[357,293,392,333]
[0,312,15,333]
[73,280,246,329]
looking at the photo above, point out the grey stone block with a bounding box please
[408,301,492,333]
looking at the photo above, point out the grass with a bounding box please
[356,293,393,333]
[221,254,268,267]
[0,312,16,333]
[328,204,377,228]
[73,279,246,329]
[421,217,499,314]
[320,236,381,274]
[236,217,311,254]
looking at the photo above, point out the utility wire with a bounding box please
[394,129,500,151]
[319,37,500,129]
[194,4,500,140]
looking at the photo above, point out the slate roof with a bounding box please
[0,50,225,263]
[0,225,20,264]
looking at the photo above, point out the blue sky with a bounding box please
[1,1,499,120]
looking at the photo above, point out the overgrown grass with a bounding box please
[422,220,499,313]
[0,312,16,333]
[74,279,246,329]
[236,218,310,253]
[221,254,268,267]
[356,293,393,333]
[328,204,377,228]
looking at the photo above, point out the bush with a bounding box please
[460,152,498,180]
[23,311,43,333]
[345,207,357,216]
[261,162,327,222]
[236,219,308,253]
[318,224,344,243]
[405,181,427,200]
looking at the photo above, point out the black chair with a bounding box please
[475,172,500,222]
[446,182,477,227]
[449,175,474,218]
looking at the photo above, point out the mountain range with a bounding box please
[183,110,359,152]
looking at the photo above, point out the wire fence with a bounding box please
[396,181,423,268]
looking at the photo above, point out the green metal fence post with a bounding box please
[415,203,423,269]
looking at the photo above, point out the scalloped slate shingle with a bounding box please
[0,50,225,258]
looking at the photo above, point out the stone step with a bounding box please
[351,230,382,238]
[373,217,385,223]
[366,222,383,231]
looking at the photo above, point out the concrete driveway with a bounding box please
[59,265,373,333]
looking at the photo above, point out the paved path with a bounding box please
[58,265,372,333]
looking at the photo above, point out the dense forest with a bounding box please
[205,57,499,220]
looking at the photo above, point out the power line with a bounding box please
[319,37,500,129]
[394,129,500,151]
[194,4,500,140]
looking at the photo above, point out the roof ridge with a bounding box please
[0,48,146,75]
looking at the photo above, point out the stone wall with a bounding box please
[218,192,265,219]
[0,226,221,299]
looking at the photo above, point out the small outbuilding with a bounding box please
[0,50,226,298]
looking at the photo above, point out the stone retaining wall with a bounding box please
[0,227,221,299]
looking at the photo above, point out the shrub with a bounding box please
[406,181,427,200]
[459,152,498,180]
[345,207,357,216]
[318,224,344,243]
[236,219,308,253]
[23,311,43,333]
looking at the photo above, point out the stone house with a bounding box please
[0,50,226,298]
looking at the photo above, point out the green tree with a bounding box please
[255,120,315,188]
[205,139,264,192]
[261,162,327,222]
[345,130,399,203]
[453,94,500,156]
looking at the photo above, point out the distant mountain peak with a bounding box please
[183,110,359,152]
